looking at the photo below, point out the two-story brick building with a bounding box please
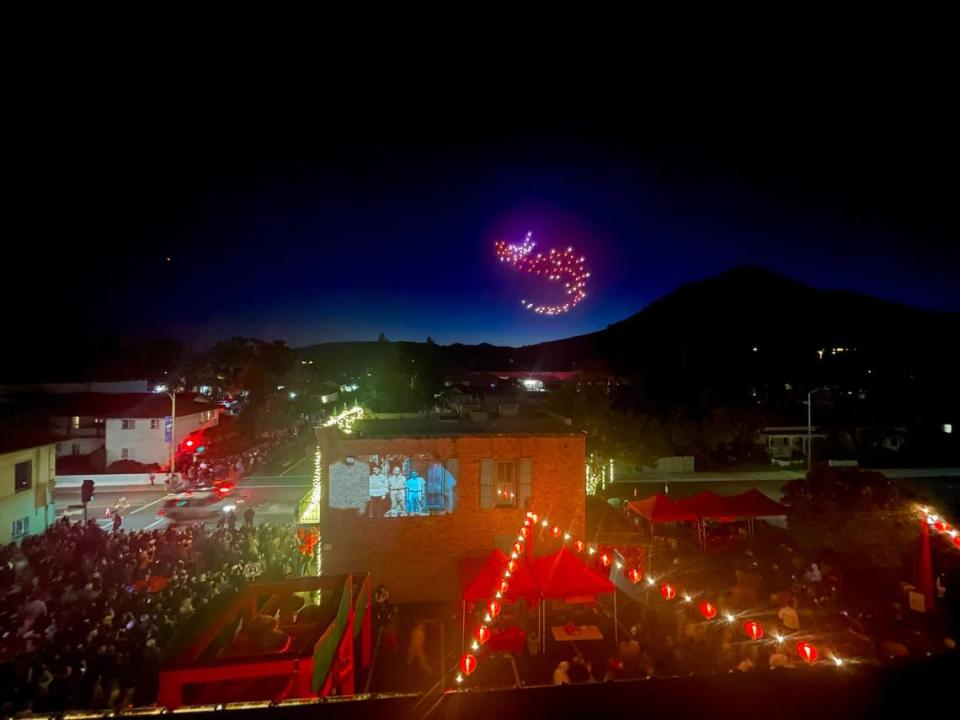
[316,416,586,603]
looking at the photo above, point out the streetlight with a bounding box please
[806,386,829,471]
[155,385,176,486]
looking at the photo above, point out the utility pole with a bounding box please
[159,390,176,486]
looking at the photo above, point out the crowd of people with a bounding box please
[0,518,303,715]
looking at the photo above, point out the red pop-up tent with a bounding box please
[674,491,737,520]
[530,546,615,600]
[626,493,699,524]
[461,549,538,603]
[727,489,788,517]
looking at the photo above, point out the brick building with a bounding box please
[316,417,586,603]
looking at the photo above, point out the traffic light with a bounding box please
[81,479,95,503]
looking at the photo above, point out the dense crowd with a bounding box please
[0,518,302,715]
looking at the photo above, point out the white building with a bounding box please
[45,393,220,469]
[0,431,58,544]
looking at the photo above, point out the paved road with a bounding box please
[54,447,318,532]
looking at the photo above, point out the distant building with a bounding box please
[0,431,59,544]
[37,393,220,469]
[760,425,827,460]
[315,415,586,602]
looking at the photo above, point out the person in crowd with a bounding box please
[243,507,255,529]
[552,660,571,685]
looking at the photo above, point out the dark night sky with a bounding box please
[7,83,959,365]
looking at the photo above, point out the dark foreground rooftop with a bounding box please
[27,654,959,720]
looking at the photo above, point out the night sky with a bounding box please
[8,95,958,365]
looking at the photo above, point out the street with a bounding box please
[54,446,317,532]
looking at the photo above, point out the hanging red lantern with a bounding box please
[474,625,490,645]
[744,620,763,641]
[529,513,539,524]
[699,601,717,620]
[460,653,477,675]
[488,599,501,617]
[935,520,946,532]
[660,583,676,600]
[573,539,585,553]
[513,541,525,555]
[796,641,818,664]
[600,552,612,567]
[520,525,531,539]
[953,536,960,548]
[499,579,510,595]
[628,567,642,584]
[552,526,562,538]
[507,558,519,573]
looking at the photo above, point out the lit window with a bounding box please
[71,415,80,429]
[496,461,516,507]
[945,424,953,435]
[121,419,136,430]
[15,461,32,491]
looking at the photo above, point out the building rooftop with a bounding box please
[0,430,64,455]
[349,415,580,438]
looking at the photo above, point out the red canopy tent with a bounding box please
[674,491,738,520]
[530,546,615,600]
[626,493,699,524]
[727,489,788,517]
[461,549,538,603]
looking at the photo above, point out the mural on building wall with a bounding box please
[329,453,457,517]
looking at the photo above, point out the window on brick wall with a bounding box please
[15,461,32,491]
[480,458,532,509]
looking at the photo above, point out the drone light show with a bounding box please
[494,232,590,316]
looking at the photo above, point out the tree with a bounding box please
[378,332,388,343]
[782,466,919,570]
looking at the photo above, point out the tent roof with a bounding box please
[461,549,538,602]
[729,489,788,517]
[626,493,699,523]
[530,546,615,600]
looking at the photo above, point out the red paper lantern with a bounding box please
[699,601,717,620]
[660,583,676,600]
[529,513,539,524]
[499,579,510,595]
[628,567,642,584]
[460,653,477,675]
[520,525,531,539]
[474,625,490,645]
[488,599,501,617]
[552,525,562,538]
[953,536,960,548]
[796,641,818,664]
[600,553,613,567]
[935,521,946,532]
[744,620,763,641]
[573,539,585,553]
[513,541,525,555]
[507,559,519,573]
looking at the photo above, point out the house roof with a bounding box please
[0,430,63,455]
[42,393,215,419]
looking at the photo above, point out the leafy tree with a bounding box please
[782,466,919,570]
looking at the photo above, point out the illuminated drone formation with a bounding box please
[494,232,590,316]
